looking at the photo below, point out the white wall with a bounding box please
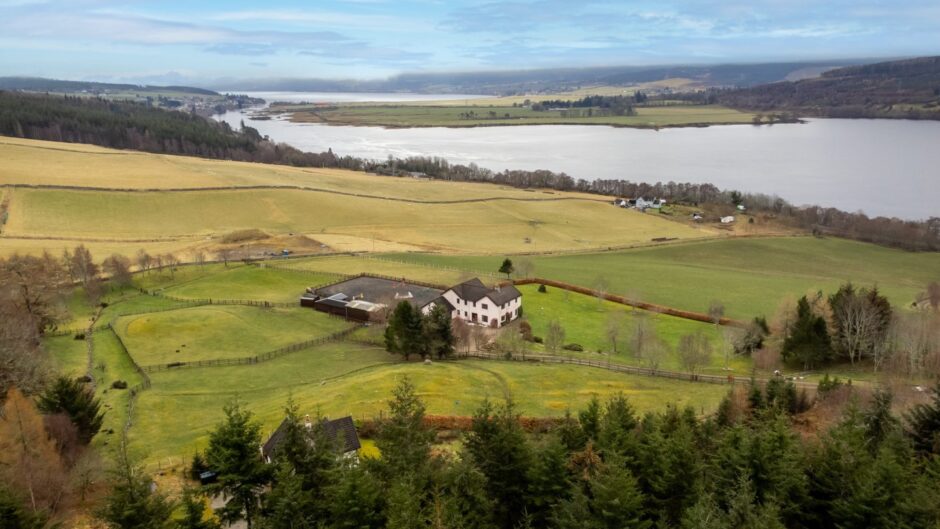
[443,289,522,327]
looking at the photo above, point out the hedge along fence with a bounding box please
[512,277,748,328]
[138,324,364,373]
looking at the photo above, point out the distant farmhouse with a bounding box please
[613,197,666,211]
[261,415,360,463]
[301,275,522,327]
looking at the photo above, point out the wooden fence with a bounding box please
[138,325,363,373]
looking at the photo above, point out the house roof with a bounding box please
[261,416,361,461]
[450,278,522,306]
[426,295,455,312]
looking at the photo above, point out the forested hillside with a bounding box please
[0,76,218,95]
[0,91,354,167]
[718,56,940,119]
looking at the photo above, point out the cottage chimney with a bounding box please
[303,414,312,429]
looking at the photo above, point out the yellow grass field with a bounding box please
[0,138,713,256]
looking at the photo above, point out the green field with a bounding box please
[152,264,338,303]
[131,342,729,465]
[112,305,351,366]
[383,237,940,319]
[518,284,750,375]
[277,104,755,128]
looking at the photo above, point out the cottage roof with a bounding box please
[450,278,521,305]
[262,416,361,461]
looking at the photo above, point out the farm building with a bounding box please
[261,415,361,463]
[720,216,736,224]
[302,275,522,327]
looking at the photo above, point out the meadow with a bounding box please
[2,186,704,256]
[380,237,940,319]
[280,104,756,128]
[111,305,351,366]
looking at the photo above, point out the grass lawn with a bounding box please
[131,342,729,466]
[90,329,146,456]
[280,104,755,128]
[386,237,940,319]
[518,284,750,376]
[159,265,339,303]
[112,305,351,366]
[44,334,88,377]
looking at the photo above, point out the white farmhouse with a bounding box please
[429,278,522,327]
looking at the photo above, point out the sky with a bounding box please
[1,0,938,85]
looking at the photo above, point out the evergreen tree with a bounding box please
[578,397,601,442]
[385,301,426,360]
[635,413,701,526]
[863,389,900,450]
[781,296,832,369]
[525,436,572,527]
[376,377,435,477]
[465,400,533,529]
[176,488,219,529]
[905,382,940,455]
[589,459,649,529]
[270,400,338,516]
[262,464,315,529]
[326,463,385,529]
[423,304,455,360]
[37,375,104,444]
[386,478,427,529]
[597,394,638,458]
[0,485,47,529]
[438,458,496,529]
[558,409,588,451]
[204,401,271,529]
[499,259,515,279]
[97,445,175,529]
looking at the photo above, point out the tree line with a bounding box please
[1,91,937,251]
[7,376,940,528]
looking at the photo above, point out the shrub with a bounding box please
[817,374,848,395]
[518,320,534,341]
[562,343,584,352]
[533,336,543,344]
[111,380,128,389]
[538,284,547,293]
[74,333,85,340]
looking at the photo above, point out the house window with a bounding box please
[482,315,488,323]
[482,304,488,310]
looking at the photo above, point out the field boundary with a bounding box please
[0,182,611,206]
[137,325,364,373]
[512,277,748,327]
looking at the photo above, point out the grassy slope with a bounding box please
[284,104,755,128]
[518,284,750,375]
[385,237,940,319]
[159,265,339,303]
[4,187,704,254]
[132,342,728,465]
[112,305,351,366]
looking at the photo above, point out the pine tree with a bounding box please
[97,444,175,529]
[438,458,495,529]
[578,397,601,442]
[262,464,315,529]
[386,301,426,360]
[204,401,271,529]
[423,304,455,360]
[597,394,638,458]
[386,478,427,529]
[376,377,435,477]
[905,382,940,455]
[176,488,219,529]
[525,436,572,527]
[465,400,533,529]
[499,259,515,279]
[781,296,832,369]
[589,459,650,529]
[326,463,385,529]
[37,375,104,444]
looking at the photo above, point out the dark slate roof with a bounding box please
[450,278,521,306]
[261,416,360,461]
[426,295,455,312]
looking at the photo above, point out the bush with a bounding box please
[74,333,85,340]
[519,320,534,341]
[533,336,543,344]
[111,380,128,389]
[538,284,547,293]
[817,374,849,395]
[562,343,584,352]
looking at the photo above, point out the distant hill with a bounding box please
[0,77,219,96]
[217,59,869,94]
[717,56,940,119]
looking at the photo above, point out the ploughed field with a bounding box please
[0,137,709,256]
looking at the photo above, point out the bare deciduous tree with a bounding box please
[708,300,725,325]
[678,331,712,378]
[135,249,152,273]
[629,312,655,360]
[194,250,207,270]
[517,259,535,279]
[453,317,472,356]
[102,254,133,288]
[545,320,566,354]
[605,311,623,354]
